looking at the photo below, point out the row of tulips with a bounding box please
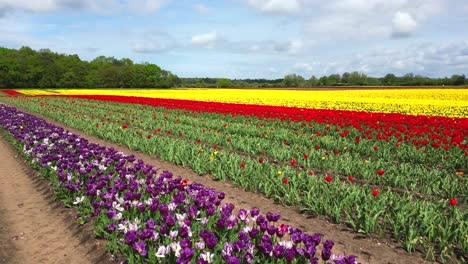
[0,97,465,262]
[0,89,23,96]
[53,95,468,151]
[0,104,359,264]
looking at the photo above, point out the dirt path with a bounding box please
[0,133,111,264]
[0,103,439,264]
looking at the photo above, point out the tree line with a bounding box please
[0,46,466,88]
[182,72,467,88]
[0,46,181,88]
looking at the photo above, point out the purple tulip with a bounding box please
[125,230,137,244]
[133,241,147,256]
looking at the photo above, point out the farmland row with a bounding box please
[0,96,466,261]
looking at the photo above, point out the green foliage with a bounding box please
[0,46,179,88]
[282,74,305,87]
[217,78,232,88]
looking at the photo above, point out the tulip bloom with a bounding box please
[449,198,458,206]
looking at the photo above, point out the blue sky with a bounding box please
[1,0,468,79]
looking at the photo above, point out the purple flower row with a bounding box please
[0,104,360,264]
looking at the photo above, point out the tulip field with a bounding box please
[0,88,467,263]
[12,88,468,117]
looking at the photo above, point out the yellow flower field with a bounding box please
[16,88,468,118]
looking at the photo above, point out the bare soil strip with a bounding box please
[0,133,112,264]
[1,103,438,264]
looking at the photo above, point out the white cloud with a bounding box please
[129,0,171,13]
[132,31,176,53]
[191,31,219,48]
[0,0,170,16]
[246,0,301,14]
[0,0,58,13]
[249,44,261,52]
[293,62,314,72]
[272,0,448,41]
[329,41,468,76]
[193,3,210,14]
[391,11,418,38]
[273,40,304,54]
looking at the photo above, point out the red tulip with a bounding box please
[377,169,385,176]
[95,123,99,128]
[355,137,360,144]
[372,189,379,197]
[449,198,458,206]
[348,176,354,181]
[282,178,288,184]
[147,135,151,139]
[259,158,264,163]
[240,162,245,168]
[290,158,297,166]
[303,153,309,159]
[309,171,314,176]
[122,124,128,129]
[324,175,332,182]
[373,145,378,151]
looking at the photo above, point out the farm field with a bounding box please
[0,88,467,264]
[13,88,468,117]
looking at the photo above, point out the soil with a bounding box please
[0,102,445,264]
[0,133,113,264]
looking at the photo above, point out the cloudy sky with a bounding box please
[1,0,468,79]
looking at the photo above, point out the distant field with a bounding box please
[14,88,468,117]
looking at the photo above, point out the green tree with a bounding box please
[451,74,466,85]
[308,76,319,86]
[327,74,341,86]
[382,73,397,86]
[318,76,328,86]
[217,78,233,88]
[341,72,351,85]
[283,74,305,87]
